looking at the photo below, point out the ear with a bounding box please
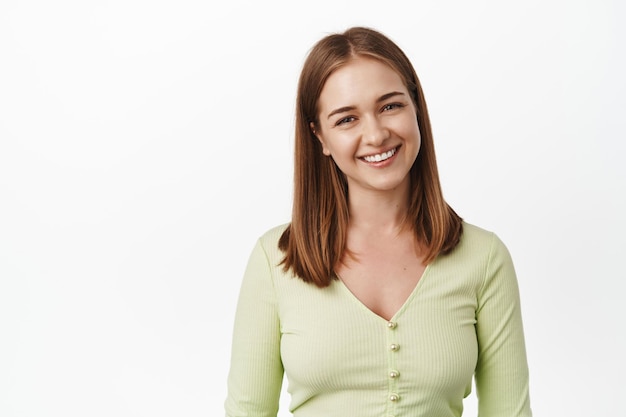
[310,122,331,156]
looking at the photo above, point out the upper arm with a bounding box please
[475,234,532,417]
[225,240,284,417]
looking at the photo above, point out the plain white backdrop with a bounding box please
[1,0,624,416]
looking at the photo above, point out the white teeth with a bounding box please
[363,148,396,162]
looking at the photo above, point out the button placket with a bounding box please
[386,320,400,411]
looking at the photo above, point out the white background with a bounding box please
[1,0,624,416]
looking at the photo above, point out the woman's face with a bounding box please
[313,57,421,196]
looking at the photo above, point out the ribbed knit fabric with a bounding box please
[225,222,532,417]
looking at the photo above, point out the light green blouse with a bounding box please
[225,222,532,417]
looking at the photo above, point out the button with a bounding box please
[389,393,400,402]
[389,343,400,351]
[387,321,397,329]
[389,370,400,379]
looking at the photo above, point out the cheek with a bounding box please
[401,118,422,156]
[409,116,422,144]
[395,115,421,143]
[414,129,422,156]
[326,133,358,156]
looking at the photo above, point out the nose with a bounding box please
[362,115,389,146]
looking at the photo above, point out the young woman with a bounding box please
[225,26,532,417]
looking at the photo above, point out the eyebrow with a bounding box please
[326,91,406,120]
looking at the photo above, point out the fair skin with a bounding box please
[313,56,426,321]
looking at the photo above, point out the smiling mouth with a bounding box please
[361,146,399,163]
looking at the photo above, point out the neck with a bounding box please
[347,184,410,235]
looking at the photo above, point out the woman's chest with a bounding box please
[276,268,481,393]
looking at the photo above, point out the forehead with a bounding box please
[318,57,407,109]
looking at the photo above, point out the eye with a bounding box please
[335,116,356,126]
[382,102,405,112]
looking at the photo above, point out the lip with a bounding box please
[358,145,401,166]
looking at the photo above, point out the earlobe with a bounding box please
[310,122,331,156]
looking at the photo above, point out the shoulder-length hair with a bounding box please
[278,26,462,287]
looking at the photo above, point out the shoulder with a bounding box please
[436,222,517,294]
[249,223,290,269]
[458,221,516,275]
[257,223,289,250]
[443,221,511,267]
[458,221,500,251]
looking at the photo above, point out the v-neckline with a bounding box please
[334,261,434,323]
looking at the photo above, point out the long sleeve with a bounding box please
[225,223,532,417]
[225,239,284,417]
[474,234,532,417]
